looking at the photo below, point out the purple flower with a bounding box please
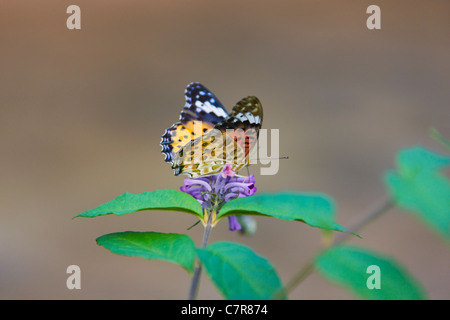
[228,216,242,232]
[180,164,257,231]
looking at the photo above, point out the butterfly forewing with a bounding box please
[217,96,263,157]
[160,83,228,163]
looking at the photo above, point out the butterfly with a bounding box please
[160,82,263,178]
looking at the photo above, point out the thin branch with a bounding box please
[277,196,394,298]
[333,197,394,245]
[187,213,213,300]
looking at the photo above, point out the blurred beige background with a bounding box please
[1,1,449,299]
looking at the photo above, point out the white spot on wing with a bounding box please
[245,112,255,123]
[203,102,227,118]
[195,101,204,108]
[237,113,247,121]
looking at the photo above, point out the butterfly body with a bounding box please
[161,83,263,178]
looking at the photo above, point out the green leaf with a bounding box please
[315,245,426,300]
[75,189,203,219]
[218,192,352,234]
[96,231,196,273]
[395,146,450,175]
[196,242,285,299]
[384,147,450,239]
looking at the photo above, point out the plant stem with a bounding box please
[333,197,394,245]
[277,261,314,299]
[277,196,394,298]
[187,212,213,300]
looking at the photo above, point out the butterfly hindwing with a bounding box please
[172,128,225,177]
[160,82,228,163]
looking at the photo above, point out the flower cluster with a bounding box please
[180,164,257,231]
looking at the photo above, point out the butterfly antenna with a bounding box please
[254,156,289,161]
